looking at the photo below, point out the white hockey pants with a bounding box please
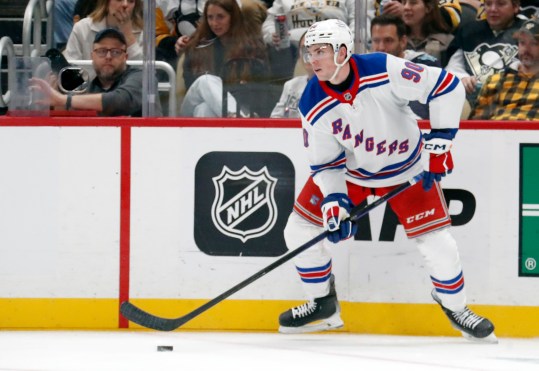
[284,212,466,310]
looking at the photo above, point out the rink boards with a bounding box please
[0,117,538,336]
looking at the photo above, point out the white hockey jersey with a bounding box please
[299,52,464,196]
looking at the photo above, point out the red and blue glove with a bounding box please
[422,129,457,191]
[320,193,358,244]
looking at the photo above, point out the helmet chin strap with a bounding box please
[328,52,349,84]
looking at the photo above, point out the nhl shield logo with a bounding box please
[211,166,278,242]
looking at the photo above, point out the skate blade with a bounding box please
[461,331,499,344]
[278,314,344,334]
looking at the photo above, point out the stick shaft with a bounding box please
[121,175,422,330]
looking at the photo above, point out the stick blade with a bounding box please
[120,301,184,331]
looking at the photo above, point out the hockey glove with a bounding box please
[422,129,457,191]
[320,193,358,244]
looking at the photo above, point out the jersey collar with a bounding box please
[319,58,360,104]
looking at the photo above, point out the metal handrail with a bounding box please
[45,0,54,52]
[0,37,16,107]
[69,60,178,117]
[22,0,52,57]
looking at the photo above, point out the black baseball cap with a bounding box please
[515,19,539,40]
[94,28,127,45]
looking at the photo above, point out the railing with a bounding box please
[0,36,16,107]
[22,0,53,57]
[69,60,177,117]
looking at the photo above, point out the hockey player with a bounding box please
[279,19,497,343]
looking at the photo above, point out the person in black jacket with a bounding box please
[444,0,524,106]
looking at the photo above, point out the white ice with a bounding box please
[0,330,538,371]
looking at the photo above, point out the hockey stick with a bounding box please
[120,174,423,331]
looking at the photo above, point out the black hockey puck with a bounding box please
[157,345,173,352]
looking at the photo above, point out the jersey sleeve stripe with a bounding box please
[428,71,459,101]
[310,152,346,175]
[358,73,389,94]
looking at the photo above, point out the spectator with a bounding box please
[166,0,267,67]
[463,0,538,24]
[270,32,314,118]
[374,0,462,33]
[262,0,355,47]
[31,29,160,117]
[175,0,267,54]
[178,0,269,117]
[64,0,144,61]
[155,0,204,72]
[445,0,524,106]
[370,13,441,119]
[261,0,355,92]
[470,18,539,120]
[54,0,77,50]
[402,0,454,61]
[159,0,204,39]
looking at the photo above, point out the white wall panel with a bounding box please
[0,127,121,297]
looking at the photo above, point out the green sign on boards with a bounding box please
[520,144,539,276]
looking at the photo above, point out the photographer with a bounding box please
[31,29,161,117]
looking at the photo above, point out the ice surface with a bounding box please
[0,331,538,371]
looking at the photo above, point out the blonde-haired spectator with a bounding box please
[64,0,144,61]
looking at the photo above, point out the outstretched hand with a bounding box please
[29,77,63,107]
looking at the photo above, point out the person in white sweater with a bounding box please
[64,0,144,61]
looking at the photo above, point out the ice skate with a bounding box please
[279,275,343,334]
[432,289,497,343]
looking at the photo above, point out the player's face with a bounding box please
[402,0,429,29]
[484,0,519,31]
[206,4,231,38]
[370,24,407,57]
[305,44,337,81]
[92,37,128,83]
[518,33,539,70]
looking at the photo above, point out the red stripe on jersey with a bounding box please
[307,96,335,121]
[434,73,455,96]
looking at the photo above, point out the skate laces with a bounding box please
[451,307,483,329]
[291,301,317,318]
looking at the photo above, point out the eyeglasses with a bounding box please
[303,45,332,63]
[93,48,126,58]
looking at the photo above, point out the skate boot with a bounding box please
[432,289,497,343]
[278,275,343,334]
